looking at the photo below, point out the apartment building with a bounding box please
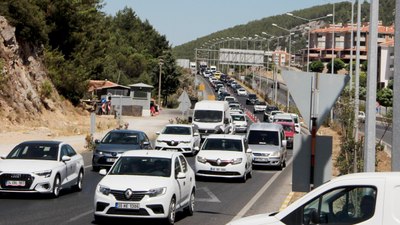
[378,40,395,88]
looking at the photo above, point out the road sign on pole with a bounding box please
[178,91,192,116]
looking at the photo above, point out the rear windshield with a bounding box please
[248,130,279,146]
[163,126,191,135]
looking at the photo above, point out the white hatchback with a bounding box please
[155,124,201,155]
[195,134,253,182]
[94,150,196,225]
[0,140,84,198]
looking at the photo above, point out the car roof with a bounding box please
[249,122,282,131]
[206,134,244,140]
[165,124,192,128]
[274,121,295,126]
[108,129,145,134]
[231,113,245,116]
[274,113,294,119]
[19,140,63,145]
[121,150,182,158]
[332,172,400,182]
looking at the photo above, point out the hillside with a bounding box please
[173,0,395,60]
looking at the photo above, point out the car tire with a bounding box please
[52,175,61,198]
[72,170,83,192]
[248,165,253,179]
[184,190,195,216]
[164,197,176,225]
[94,215,105,224]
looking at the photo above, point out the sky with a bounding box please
[102,0,346,47]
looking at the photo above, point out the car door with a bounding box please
[178,155,192,204]
[59,145,71,184]
[244,140,252,172]
[174,156,186,208]
[66,145,80,179]
[192,126,201,149]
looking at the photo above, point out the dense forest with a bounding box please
[173,0,396,60]
[0,0,181,106]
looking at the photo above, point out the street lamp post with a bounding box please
[158,59,164,107]
[285,13,333,72]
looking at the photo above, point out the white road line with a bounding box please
[229,158,293,222]
[68,210,94,222]
[196,186,221,203]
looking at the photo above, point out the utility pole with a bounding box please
[392,0,400,171]
[364,0,379,172]
[353,0,361,173]
[158,59,164,107]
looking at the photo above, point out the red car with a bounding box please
[274,121,295,149]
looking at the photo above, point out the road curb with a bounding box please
[279,191,294,211]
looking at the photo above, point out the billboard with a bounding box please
[219,48,264,66]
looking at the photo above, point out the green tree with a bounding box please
[327,58,346,74]
[361,60,368,72]
[377,88,393,107]
[309,61,324,72]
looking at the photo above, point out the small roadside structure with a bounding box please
[129,83,154,117]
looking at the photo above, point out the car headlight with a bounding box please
[99,185,111,196]
[270,151,281,157]
[96,150,104,155]
[197,156,207,164]
[148,187,167,197]
[34,170,52,178]
[231,158,243,165]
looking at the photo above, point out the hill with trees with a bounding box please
[173,0,395,60]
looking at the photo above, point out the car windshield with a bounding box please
[232,115,245,121]
[202,138,243,152]
[194,110,222,123]
[248,130,279,146]
[109,156,171,177]
[281,124,294,132]
[163,126,191,135]
[266,106,279,113]
[101,132,139,144]
[6,143,59,161]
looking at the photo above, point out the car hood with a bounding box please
[227,213,279,225]
[99,175,171,190]
[157,134,192,142]
[198,150,244,159]
[96,143,141,152]
[248,144,281,152]
[233,121,247,126]
[0,159,61,173]
[284,131,294,138]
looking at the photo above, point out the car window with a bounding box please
[101,131,139,144]
[7,143,59,161]
[163,126,191,135]
[175,158,182,177]
[202,138,243,152]
[179,155,188,173]
[109,156,171,177]
[66,145,77,157]
[295,186,377,225]
[61,145,69,159]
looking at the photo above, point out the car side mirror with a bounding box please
[194,146,199,151]
[188,116,193,123]
[282,140,287,148]
[156,131,161,135]
[193,132,199,136]
[176,172,186,179]
[61,155,71,162]
[94,139,100,144]
[99,169,107,176]
[246,148,252,153]
[143,142,151,149]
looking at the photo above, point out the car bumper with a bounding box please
[195,162,246,178]
[0,173,56,194]
[92,154,119,168]
[252,156,283,166]
[94,190,172,219]
[234,127,247,133]
[155,144,194,154]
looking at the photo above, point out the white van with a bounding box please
[210,65,217,73]
[191,100,233,139]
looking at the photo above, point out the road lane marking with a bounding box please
[68,210,94,223]
[195,187,221,203]
[230,157,293,222]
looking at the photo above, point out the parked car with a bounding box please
[94,150,196,224]
[246,94,258,105]
[92,129,152,171]
[195,134,253,182]
[246,123,287,169]
[227,172,400,225]
[253,101,267,114]
[0,140,84,198]
[236,88,248,96]
[155,124,201,155]
[274,121,295,149]
[231,113,248,133]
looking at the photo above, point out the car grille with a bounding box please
[253,153,270,157]
[197,170,240,176]
[106,208,149,216]
[198,129,215,134]
[110,190,146,201]
[164,141,180,146]
[206,159,230,167]
[0,173,34,190]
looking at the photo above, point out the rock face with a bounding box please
[0,16,66,127]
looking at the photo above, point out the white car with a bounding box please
[195,134,252,182]
[231,113,248,133]
[155,124,201,155]
[236,88,248,96]
[94,150,196,224]
[290,113,301,133]
[0,140,84,198]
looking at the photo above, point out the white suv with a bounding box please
[155,124,201,155]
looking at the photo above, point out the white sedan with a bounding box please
[236,88,248,96]
[0,140,84,198]
[155,124,201,155]
[94,150,196,225]
[195,134,253,182]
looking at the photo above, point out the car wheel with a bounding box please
[164,197,176,225]
[52,175,61,198]
[72,170,83,192]
[184,190,195,216]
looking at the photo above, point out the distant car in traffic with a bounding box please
[0,140,84,198]
[246,94,258,105]
[274,121,295,149]
[195,134,253,182]
[253,101,267,114]
[231,113,248,133]
[155,124,201,155]
[263,105,279,122]
[92,129,152,171]
[94,150,196,225]
[236,88,248,96]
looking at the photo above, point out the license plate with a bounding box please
[115,202,140,209]
[210,167,226,172]
[254,158,269,162]
[6,180,25,186]
[106,158,116,163]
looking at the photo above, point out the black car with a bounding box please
[246,94,259,105]
[92,129,152,171]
